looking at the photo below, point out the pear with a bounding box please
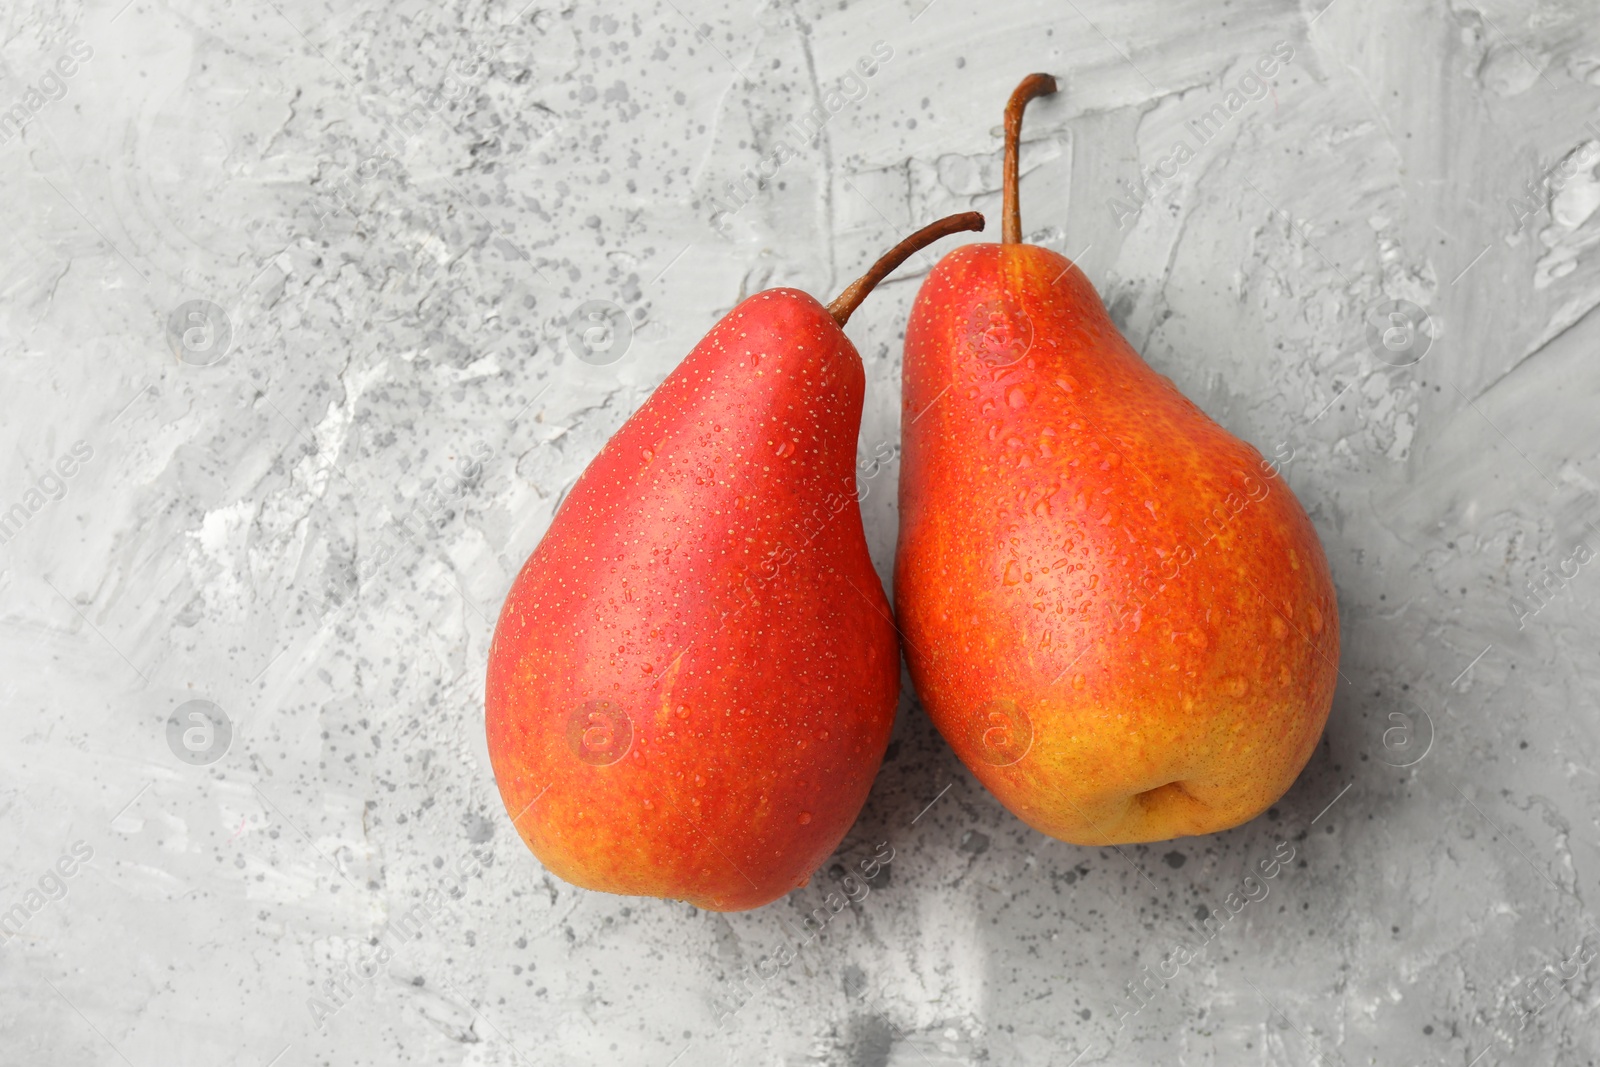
[895,75,1338,845]
[488,213,985,910]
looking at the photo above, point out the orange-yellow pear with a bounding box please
[895,75,1339,845]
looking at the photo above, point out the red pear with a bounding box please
[488,213,984,911]
[895,75,1339,845]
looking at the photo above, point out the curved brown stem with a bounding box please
[1002,73,1058,244]
[827,212,986,326]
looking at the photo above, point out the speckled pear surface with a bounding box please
[896,242,1340,844]
[487,288,899,911]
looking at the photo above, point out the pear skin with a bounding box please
[488,291,893,910]
[488,215,984,910]
[894,78,1338,845]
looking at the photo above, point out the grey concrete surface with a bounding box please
[1,0,1598,1064]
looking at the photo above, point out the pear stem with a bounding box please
[827,212,986,326]
[1002,73,1058,244]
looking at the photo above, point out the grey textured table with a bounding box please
[2,0,1598,1064]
